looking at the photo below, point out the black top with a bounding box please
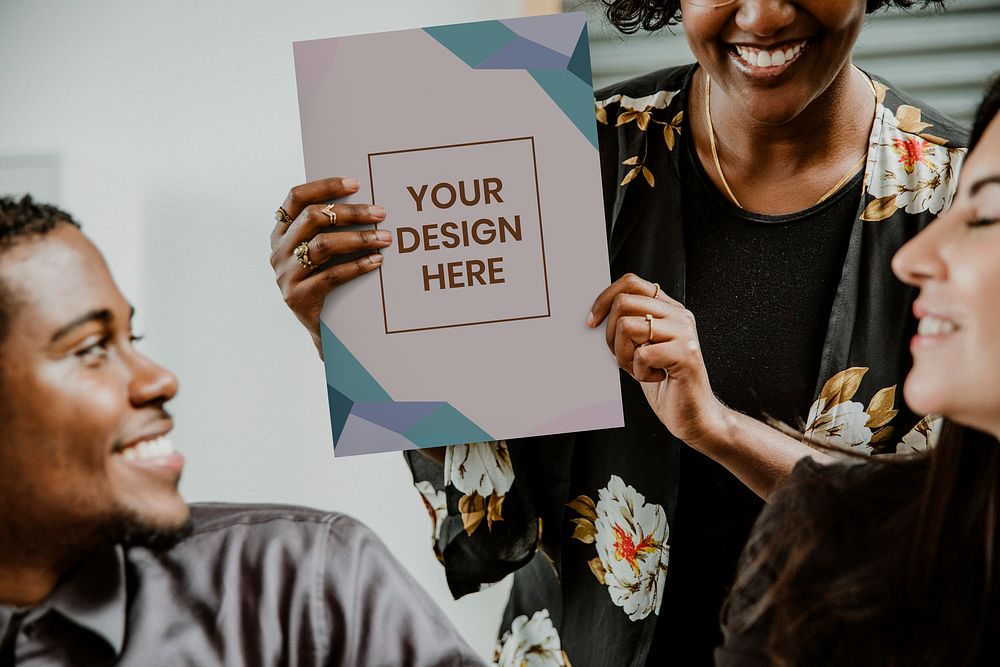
[682,143,861,427]
[647,135,860,664]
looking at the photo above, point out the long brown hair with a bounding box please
[726,78,1000,666]
[729,424,1000,665]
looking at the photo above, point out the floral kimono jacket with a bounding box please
[405,64,967,667]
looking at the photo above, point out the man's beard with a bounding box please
[101,507,194,551]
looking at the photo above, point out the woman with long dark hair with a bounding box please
[270,1,966,664]
[717,76,1000,666]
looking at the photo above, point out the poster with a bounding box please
[294,12,623,455]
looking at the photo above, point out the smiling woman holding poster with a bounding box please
[270,0,968,664]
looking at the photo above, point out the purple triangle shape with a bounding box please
[335,413,421,456]
[501,13,585,58]
[475,35,570,71]
[350,401,447,434]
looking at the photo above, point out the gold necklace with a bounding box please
[704,70,874,210]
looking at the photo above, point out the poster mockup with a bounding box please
[293,12,623,455]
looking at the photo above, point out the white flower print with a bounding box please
[582,475,670,622]
[596,89,677,113]
[896,415,942,454]
[414,480,447,545]
[801,368,901,454]
[863,100,966,220]
[444,441,514,497]
[804,397,874,451]
[494,609,567,667]
[445,441,515,536]
[595,87,684,186]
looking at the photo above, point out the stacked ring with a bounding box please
[645,313,654,345]
[275,207,294,225]
[321,203,337,225]
[294,242,317,271]
[651,282,661,300]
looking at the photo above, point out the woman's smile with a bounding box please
[911,310,961,350]
[729,38,809,78]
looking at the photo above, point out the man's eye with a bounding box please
[77,336,111,363]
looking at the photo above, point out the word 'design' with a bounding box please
[369,137,549,334]
[398,178,520,291]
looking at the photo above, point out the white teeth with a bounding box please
[735,42,804,68]
[918,316,957,336]
[119,435,175,461]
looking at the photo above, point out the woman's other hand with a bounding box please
[589,273,729,452]
[270,178,390,358]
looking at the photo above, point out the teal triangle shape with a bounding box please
[403,403,494,447]
[326,384,354,445]
[566,22,592,86]
[423,21,520,69]
[529,69,598,150]
[321,321,392,402]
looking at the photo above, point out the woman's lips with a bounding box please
[911,314,960,350]
[917,315,958,337]
[729,39,809,78]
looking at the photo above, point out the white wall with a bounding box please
[0,0,542,658]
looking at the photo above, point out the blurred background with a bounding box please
[1,0,997,660]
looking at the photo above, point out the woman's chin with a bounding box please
[902,372,947,419]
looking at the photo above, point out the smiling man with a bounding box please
[0,196,483,666]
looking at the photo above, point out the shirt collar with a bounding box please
[48,545,127,656]
[0,605,23,643]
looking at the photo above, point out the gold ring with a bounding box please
[651,282,660,300]
[645,313,654,345]
[294,242,317,271]
[321,203,337,225]
[275,207,294,225]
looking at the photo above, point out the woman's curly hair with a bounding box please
[602,0,947,35]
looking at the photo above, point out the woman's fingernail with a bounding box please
[375,230,392,243]
[344,178,360,189]
[370,205,385,219]
[368,253,384,265]
[586,312,596,328]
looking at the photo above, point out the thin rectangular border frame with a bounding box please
[368,136,551,335]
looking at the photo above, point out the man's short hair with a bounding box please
[0,195,80,344]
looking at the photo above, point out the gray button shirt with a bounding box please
[0,504,485,666]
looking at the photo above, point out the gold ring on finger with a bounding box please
[275,207,293,225]
[294,241,317,271]
[321,203,337,225]
[651,282,660,300]
[645,313,654,345]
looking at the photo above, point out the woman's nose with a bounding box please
[735,0,795,38]
[892,215,950,288]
